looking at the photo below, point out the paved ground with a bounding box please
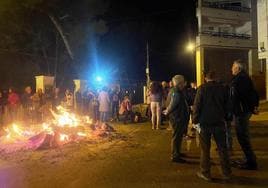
[0,103,268,188]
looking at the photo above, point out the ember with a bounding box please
[0,106,115,153]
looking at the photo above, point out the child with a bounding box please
[119,95,133,124]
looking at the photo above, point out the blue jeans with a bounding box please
[235,113,257,165]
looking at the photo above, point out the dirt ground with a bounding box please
[0,103,268,188]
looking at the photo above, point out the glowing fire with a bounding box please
[51,106,80,127]
[4,123,31,140]
[42,123,54,135]
[0,105,114,153]
[77,132,87,137]
[59,134,69,141]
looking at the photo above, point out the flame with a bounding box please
[42,123,54,135]
[59,134,69,142]
[12,124,23,136]
[5,131,11,139]
[51,106,79,127]
[85,116,93,124]
[77,132,87,137]
[4,123,23,139]
[57,112,79,127]
[0,105,105,151]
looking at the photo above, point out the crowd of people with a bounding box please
[147,79,197,131]
[160,59,259,181]
[0,85,136,126]
[0,59,260,182]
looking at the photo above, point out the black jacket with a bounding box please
[166,87,189,123]
[192,81,230,125]
[230,71,259,115]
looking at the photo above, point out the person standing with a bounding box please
[111,88,120,122]
[165,80,174,131]
[52,87,62,109]
[187,82,197,109]
[187,82,198,137]
[230,60,258,170]
[32,88,45,122]
[92,94,99,122]
[0,91,6,126]
[21,86,34,122]
[222,82,233,153]
[149,81,163,130]
[163,75,189,163]
[193,71,231,181]
[161,81,169,124]
[75,89,83,114]
[98,87,110,122]
[82,88,90,114]
[64,89,74,110]
[82,87,94,115]
[7,87,20,122]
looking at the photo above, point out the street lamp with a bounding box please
[186,42,195,53]
[185,42,196,81]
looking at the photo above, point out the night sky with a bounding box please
[0,0,197,89]
[98,0,197,83]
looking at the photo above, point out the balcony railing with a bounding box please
[200,31,251,39]
[202,1,250,12]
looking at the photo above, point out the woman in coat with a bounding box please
[98,87,110,122]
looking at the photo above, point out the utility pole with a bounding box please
[146,42,150,88]
[143,42,151,104]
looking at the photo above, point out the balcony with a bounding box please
[198,6,251,24]
[200,31,251,40]
[197,31,256,49]
[202,1,250,12]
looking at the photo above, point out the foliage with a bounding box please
[0,0,109,89]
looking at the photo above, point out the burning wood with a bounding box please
[0,106,116,153]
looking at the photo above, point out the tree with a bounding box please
[0,0,109,89]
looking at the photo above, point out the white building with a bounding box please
[196,0,265,99]
[257,0,268,100]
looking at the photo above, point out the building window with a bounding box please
[260,58,266,73]
[260,42,265,52]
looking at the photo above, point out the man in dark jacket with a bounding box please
[230,60,258,170]
[163,75,189,163]
[21,86,33,122]
[193,71,231,181]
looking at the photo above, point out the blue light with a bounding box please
[96,76,103,82]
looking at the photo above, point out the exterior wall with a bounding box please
[267,62,268,99]
[196,47,205,86]
[73,80,87,93]
[249,0,259,75]
[201,7,251,21]
[196,35,255,48]
[35,76,54,93]
[258,0,268,100]
[196,0,263,98]
[204,48,249,82]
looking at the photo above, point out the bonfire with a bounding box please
[0,106,115,153]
